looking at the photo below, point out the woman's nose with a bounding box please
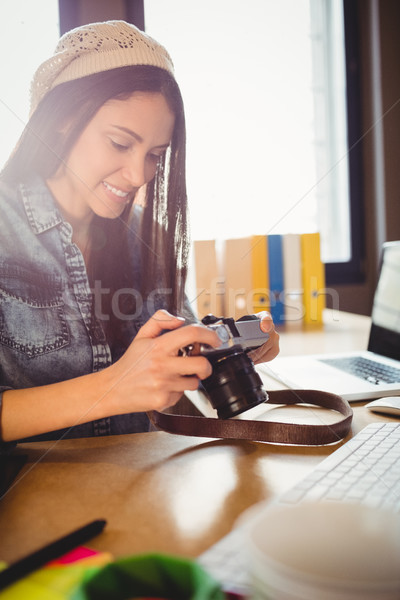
[121,155,148,188]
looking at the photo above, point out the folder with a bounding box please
[251,235,270,314]
[267,235,285,325]
[223,237,253,319]
[192,240,223,319]
[300,232,326,325]
[282,233,303,324]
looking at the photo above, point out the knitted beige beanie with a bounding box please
[30,20,174,115]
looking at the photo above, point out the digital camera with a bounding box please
[182,314,269,419]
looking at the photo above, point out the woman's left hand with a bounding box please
[247,311,280,364]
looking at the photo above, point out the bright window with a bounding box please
[0,0,60,170]
[144,0,351,264]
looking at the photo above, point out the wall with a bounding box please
[333,0,400,316]
[379,0,400,243]
[78,0,126,23]
[58,0,144,34]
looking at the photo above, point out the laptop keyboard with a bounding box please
[198,422,400,595]
[319,355,400,384]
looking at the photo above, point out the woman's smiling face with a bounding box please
[47,92,175,221]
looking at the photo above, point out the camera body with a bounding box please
[182,314,269,419]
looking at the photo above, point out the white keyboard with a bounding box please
[198,422,400,595]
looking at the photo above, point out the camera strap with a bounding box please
[148,389,353,446]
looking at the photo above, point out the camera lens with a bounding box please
[201,347,267,419]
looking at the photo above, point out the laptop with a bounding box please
[259,241,400,402]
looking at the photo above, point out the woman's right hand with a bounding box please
[0,310,220,442]
[101,309,221,415]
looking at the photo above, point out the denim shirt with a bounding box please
[0,177,192,443]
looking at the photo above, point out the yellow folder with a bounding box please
[251,235,270,314]
[300,233,326,325]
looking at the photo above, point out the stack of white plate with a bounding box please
[243,501,400,600]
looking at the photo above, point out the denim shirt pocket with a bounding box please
[0,263,69,357]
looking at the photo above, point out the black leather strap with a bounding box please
[149,389,353,446]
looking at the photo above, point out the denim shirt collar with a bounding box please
[19,177,64,235]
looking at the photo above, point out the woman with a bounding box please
[0,20,279,444]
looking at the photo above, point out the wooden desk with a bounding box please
[0,311,395,565]
[277,309,371,357]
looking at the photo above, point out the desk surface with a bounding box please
[0,311,395,565]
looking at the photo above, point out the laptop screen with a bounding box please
[368,241,400,361]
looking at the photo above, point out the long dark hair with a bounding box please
[1,65,189,351]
